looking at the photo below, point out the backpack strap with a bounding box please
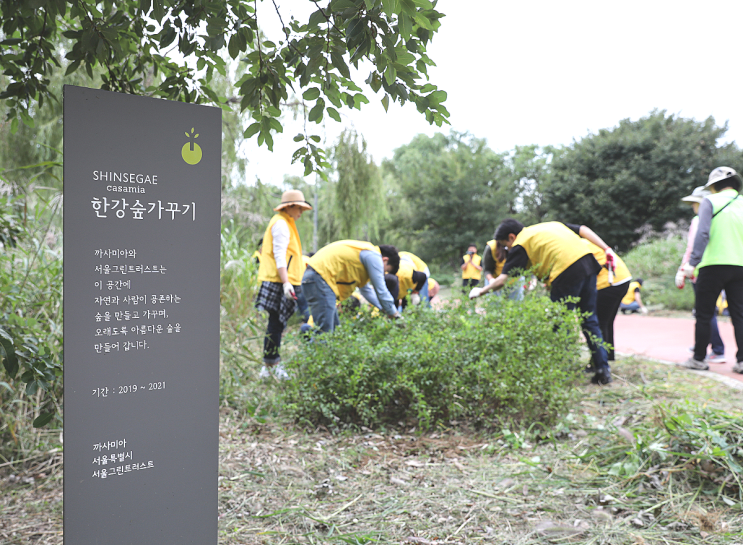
[712,194,740,218]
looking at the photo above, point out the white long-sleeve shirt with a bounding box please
[271,218,291,270]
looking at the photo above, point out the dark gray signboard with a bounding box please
[63,86,221,544]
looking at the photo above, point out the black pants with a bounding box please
[462,278,479,290]
[694,265,743,363]
[263,309,284,363]
[596,284,625,361]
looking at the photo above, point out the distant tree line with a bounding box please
[375,110,743,264]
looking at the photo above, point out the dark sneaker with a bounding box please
[591,368,612,385]
[678,357,708,371]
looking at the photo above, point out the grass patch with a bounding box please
[3,357,743,544]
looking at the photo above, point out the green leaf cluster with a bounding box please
[0,0,450,175]
[281,290,583,430]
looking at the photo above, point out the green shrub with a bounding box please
[622,236,695,310]
[281,291,584,431]
[622,235,685,279]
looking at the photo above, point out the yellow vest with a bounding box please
[622,281,641,305]
[462,253,482,280]
[512,222,592,286]
[485,239,506,277]
[308,240,379,301]
[399,251,428,273]
[252,250,261,262]
[257,212,304,285]
[582,240,632,290]
[396,262,417,300]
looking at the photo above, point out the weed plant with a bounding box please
[0,193,63,464]
[281,290,584,430]
[219,220,270,411]
[581,401,743,501]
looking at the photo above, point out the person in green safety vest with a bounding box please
[679,167,743,372]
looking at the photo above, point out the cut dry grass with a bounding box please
[2,357,743,544]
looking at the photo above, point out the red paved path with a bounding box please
[613,314,742,383]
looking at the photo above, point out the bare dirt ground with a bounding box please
[3,357,743,544]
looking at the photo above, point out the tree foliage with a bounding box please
[544,110,743,251]
[379,132,511,264]
[329,129,385,239]
[0,0,449,174]
[508,144,551,225]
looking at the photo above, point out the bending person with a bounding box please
[302,240,401,333]
[582,239,632,363]
[471,219,612,385]
[400,250,431,305]
[482,239,523,300]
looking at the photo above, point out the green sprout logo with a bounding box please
[181,127,202,165]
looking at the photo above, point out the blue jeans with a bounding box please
[620,301,640,312]
[295,284,310,323]
[301,267,340,333]
[550,272,609,371]
[419,278,430,308]
[692,281,724,356]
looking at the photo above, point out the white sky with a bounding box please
[238,0,743,186]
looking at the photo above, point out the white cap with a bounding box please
[681,186,710,204]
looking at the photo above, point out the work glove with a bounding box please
[675,267,686,289]
[411,293,421,305]
[681,263,696,279]
[469,287,482,299]
[605,247,616,269]
[283,282,296,299]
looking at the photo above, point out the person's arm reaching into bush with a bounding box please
[358,250,400,318]
[472,246,528,298]
[563,223,616,267]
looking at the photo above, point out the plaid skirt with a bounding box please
[255,281,297,326]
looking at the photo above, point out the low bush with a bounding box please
[281,290,584,431]
[622,235,695,310]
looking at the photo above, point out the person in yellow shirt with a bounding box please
[482,239,524,300]
[471,219,615,385]
[302,240,401,333]
[583,239,632,362]
[255,190,311,379]
[460,244,482,290]
[619,279,646,314]
[399,250,431,306]
[252,239,262,264]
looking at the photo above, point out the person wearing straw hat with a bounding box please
[680,167,743,372]
[255,189,312,379]
[675,186,726,364]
